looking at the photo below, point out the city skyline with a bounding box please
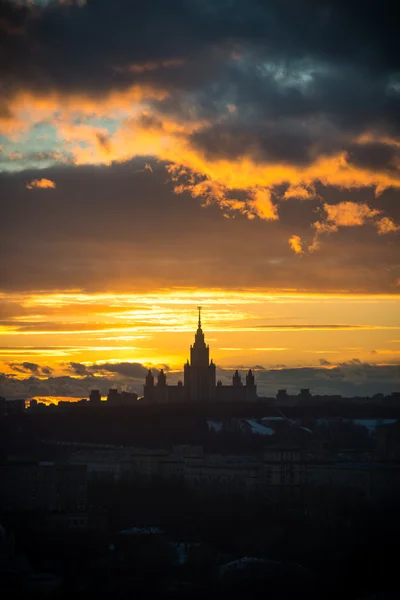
[1,1,399,401]
[1,297,399,402]
[142,306,257,403]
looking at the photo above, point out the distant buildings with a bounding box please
[25,389,138,411]
[106,389,138,406]
[67,442,400,505]
[143,308,257,403]
[0,397,26,416]
[89,389,101,404]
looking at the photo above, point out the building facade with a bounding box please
[143,308,257,403]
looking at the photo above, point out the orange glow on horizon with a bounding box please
[1,288,399,380]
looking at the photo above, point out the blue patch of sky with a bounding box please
[0,116,122,173]
[0,122,62,173]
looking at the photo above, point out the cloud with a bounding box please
[311,201,400,245]
[1,361,399,399]
[26,178,56,190]
[253,362,400,397]
[288,201,400,254]
[0,0,399,289]
[0,0,399,234]
[376,216,400,235]
[68,362,90,376]
[288,235,303,255]
[319,359,332,366]
[166,167,279,220]
[115,59,185,75]
[1,161,399,293]
[136,162,154,174]
[283,185,318,201]
[68,361,149,379]
[7,361,53,376]
[321,202,380,227]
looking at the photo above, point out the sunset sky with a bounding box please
[1,0,399,400]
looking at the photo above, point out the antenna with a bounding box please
[197,306,202,328]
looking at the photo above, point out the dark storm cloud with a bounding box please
[1,0,399,93]
[346,142,400,173]
[158,54,399,176]
[180,63,400,174]
[1,0,399,128]
[189,120,343,166]
[0,0,217,96]
[0,0,399,201]
[178,61,399,132]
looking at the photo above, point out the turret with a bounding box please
[107,388,119,404]
[190,306,210,367]
[232,370,242,387]
[145,369,154,387]
[246,369,255,386]
[157,369,167,387]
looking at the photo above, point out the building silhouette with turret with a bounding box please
[143,308,257,403]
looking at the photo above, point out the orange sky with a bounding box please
[2,290,399,381]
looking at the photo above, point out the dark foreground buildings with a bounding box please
[143,308,257,403]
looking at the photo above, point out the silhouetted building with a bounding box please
[106,388,138,406]
[276,389,288,402]
[144,308,257,403]
[0,398,26,415]
[298,389,312,404]
[89,389,101,404]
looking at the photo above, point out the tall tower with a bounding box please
[157,369,167,387]
[190,307,209,367]
[184,307,216,401]
[143,369,154,402]
[245,368,257,401]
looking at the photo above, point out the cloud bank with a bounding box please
[0,0,399,249]
[1,360,399,400]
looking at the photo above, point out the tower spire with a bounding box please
[197,305,202,329]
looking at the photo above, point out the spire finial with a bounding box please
[197,306,202,329]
